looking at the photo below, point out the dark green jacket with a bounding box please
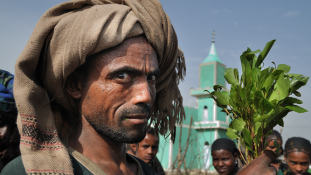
[1,155,155,175]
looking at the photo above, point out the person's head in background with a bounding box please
[0,70,20,169]
[128,127,159,164]
[265,130,283,155]
[284,137,311,175]
[211,138,239,175]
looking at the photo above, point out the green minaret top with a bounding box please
[203,31,222,64]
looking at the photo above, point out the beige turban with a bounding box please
[14,0,185,174]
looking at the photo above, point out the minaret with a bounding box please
[190,31,227,123]
[203,31,222,64]
[157,31,230,172]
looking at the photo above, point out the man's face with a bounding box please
[135,134,159,164]
[285,151,310,175]
[265,139,282,154]
[80,36,159,143]
[212,149,237,175]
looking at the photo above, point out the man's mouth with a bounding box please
[123,114,148,124]
[217,168,227,173]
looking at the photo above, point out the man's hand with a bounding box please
[237,150,277,175]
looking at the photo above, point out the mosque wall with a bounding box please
[199,63,214,89]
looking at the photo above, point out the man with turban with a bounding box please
[1,0,185,174]
[0,70,20,170]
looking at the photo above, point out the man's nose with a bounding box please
[296,165,303,172]
[147,147,153,154]
[218,160,224,167]
[132,80,152,105]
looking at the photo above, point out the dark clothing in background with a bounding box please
[151,157,165,175]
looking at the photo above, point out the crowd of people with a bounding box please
[1,67,311,175]
[0,0,310,175]
[211,131,311,175]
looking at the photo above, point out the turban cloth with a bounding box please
[0,69,16,114]
[212,138,239,155]
[285,137,311,156]
[13,0,186,174]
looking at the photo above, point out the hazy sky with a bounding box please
[1,1,310,145]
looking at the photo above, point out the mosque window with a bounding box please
[203,141,210,169]
[203,106,208,121]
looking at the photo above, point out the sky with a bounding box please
[1,1,310,146]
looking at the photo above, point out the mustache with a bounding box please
[119,104,151,117]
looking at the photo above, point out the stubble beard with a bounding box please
[87,119,147,143]
[84,105,150,143]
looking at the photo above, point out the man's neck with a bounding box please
[68,116,137,175]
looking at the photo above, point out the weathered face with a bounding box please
[135,134,159,164]
[285,151,310,175]
[80,36,159,143]
[212,149,237,175]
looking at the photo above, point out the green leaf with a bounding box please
[274,140,281,156]
[240,56,252,86]
[286,74,302,77]
[222,91,230,100]
[211,91,229,106]
[258,68,270,89]
[265,106,288,124]
[279,97,302,106]
[254,127,263,147]
[271,62,276,68]
[293,91,301,97]
[269,73,290,101]
[255,40,276,67]
[254,122,262,135]
[234,68,239,84]
[254,114,270,122]
[290,77,309,93]
[263,76,274,92]
[258,97,274,115]
[286,105,308,113]
[242,128,252,150]
[277,64,291,73]
[277,118,284,127]
[254,91,264,110]
[231,118,246,131]
[246,49,261,55]
[225,68,238,85]
[251,68,261,85]
[272,69,284,77]
[226,128,239,139]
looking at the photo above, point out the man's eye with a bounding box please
[117,73,130,80]
[148,75,156,81]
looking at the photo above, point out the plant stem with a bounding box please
[224,108,235,119]
[238,141,248,165]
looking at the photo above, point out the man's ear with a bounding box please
[234,153,238,162]
[65,71,83,99]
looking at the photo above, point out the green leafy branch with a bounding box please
[205,40,309,163]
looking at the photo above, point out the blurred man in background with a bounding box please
[0,69,20,170]
[128,127,165,175]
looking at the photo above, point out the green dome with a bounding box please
[203,43,222,63]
